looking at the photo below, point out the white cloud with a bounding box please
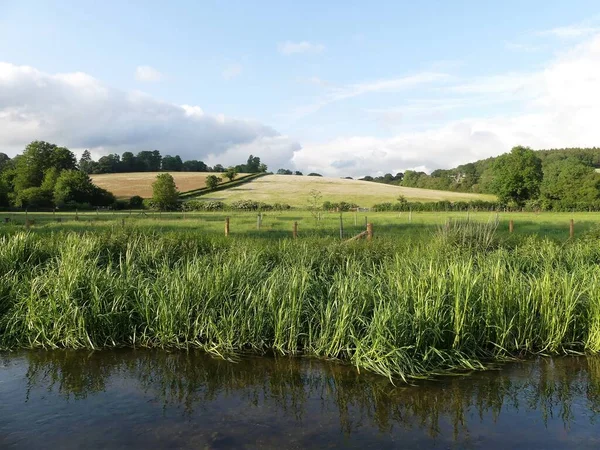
[135,65,163,82]
[505,42,540,52]
[288,72,450,119]
[0,62,299,169]
[537,25,599,39]
[222,63,243,80]
[278,41,325,55]
[293,32,600,177]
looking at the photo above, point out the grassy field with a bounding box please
[2,210,597,242]
[199,175,496,207]
[90,172,248,198]
[1,222,600,381]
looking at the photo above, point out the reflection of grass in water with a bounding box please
[20,351,600,440]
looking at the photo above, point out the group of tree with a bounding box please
[358,146,600,210]
[79,151,268,175]
[276,169,303,175]
[0,141,115,209]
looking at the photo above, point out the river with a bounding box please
[0,350,599,449]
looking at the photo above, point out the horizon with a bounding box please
[2,1,600,177]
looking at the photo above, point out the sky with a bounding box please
[2,0,600,177]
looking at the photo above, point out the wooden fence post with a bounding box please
[75,209,79,221]
[366,223,373,241]
[257,214,261,230]
[293,221,298,239]
[225,217,230,236]
[570,219,574,239]
[354,210,357,226]
[121,218,125,228]
[339,213,344,239]
[509,220,514,234]
[409,209,412,223]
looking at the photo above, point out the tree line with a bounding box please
[360,147,600,210]
[79,150,268,174]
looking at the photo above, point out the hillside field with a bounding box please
[90,172,247,198]
[200,175,495,207]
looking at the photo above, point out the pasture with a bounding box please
[183,174,496,206]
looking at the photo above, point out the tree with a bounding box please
[491,146,543,205]
[277,168,293,175]
[121,152,137,172]
[224,167,238,182]
[540,158,600,208]
[212,164,225,173]
[245,155,261,173]
[96,154,121,173]
[294,171,303,176]
[137,150,162,171]
[162,155,183,171]
[258,163,268,173]
[14,141,59,191]
[182,160,208,172]
[205,175,221,190]
[0,153,11,172]
[79,150,94,174]
[15,187,53,208]
[54,170,114,207]
[151,173,180,210]
[307,173,323,177]
[40,167,61,194]
[51,146,77,171]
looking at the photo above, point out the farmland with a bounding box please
[198,174,496,207]
[90,172,248,198]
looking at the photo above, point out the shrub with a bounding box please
[129,195,144,209]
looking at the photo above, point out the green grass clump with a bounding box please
[1,227,600,381]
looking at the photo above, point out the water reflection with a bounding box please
[1,351,600,449]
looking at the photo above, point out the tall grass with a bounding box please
[1,226,600,381]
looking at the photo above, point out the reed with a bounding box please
[1,226,600,381]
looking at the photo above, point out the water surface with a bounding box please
[1,350,599,449]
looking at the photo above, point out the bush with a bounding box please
[183,200,225,211]
[129,195,144,209]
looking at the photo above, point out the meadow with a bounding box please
[2,209,597,241]
[198,174,496,206]
[1,210,600,381]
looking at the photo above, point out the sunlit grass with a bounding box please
[1,223,600,381]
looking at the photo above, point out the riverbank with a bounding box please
[1,224,600,381]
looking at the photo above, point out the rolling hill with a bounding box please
[90,172,247,198]
[198,175,495,207]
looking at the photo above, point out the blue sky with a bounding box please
[1,0,600,176]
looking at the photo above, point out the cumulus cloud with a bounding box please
[0,62,299,169]
[293,33,600,177]
[135,65,163,82]
[278,41,325,55]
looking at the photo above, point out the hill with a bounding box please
[90,172,247,198]
[199,175,495,207]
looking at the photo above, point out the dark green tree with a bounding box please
[54,170,114,207]
[121,152,137,172]
[491,146,543,205]
[162,155,184,171]
[151,173,179,210]
[79,150,94,174]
